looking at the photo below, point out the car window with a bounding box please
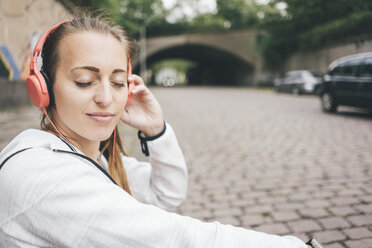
[330,59,361,76]
[360,57,372,76]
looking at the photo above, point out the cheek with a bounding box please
[115,89,128,108]
[53,83,91,114]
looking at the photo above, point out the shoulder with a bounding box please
[0,148,78,194]
[0,146,111,209]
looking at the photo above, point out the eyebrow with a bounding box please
[112,69,127,74]
[71,66,127,74]
[71,66,100,72]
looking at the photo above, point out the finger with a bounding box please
[131,84,147,94]
[128,74,145,86]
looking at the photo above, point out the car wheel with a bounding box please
[321,91,337,112]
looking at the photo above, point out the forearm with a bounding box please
[147,123,188,208]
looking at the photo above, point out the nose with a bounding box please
[94,81,113,106]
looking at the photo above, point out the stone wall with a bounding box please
[0,0,71,79]
[0,78,29,108]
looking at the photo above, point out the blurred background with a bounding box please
[1,0,372,90]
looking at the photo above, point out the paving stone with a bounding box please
[255,223,290,235]
[288,192,310,201]
[344,238,372,248]
[203,200,231,210]
[312,191,335,200]
[311,230,346,243]
[354,203,372,214]
[331,197,361,206]
[244,205,274,214]
[241,214,270,227]
[272,211,300,222]
[347,214,372,226]
[211,192,240,202]
[230,198,256,208]
[324,243,345,248]
[328,206,359,216]
[305,199,332,208]
[213,207,243,218]
[337,189,364,197]
[360,195,372,203]
[319,217,351,229]
[299,208,329,218]
[275,202,304,211]
[342,227,372,239]
[258,196,287,204]
[287,220,322,233]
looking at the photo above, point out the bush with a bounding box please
[298,11,372,49]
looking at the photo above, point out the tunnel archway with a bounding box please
[133,44,255,86]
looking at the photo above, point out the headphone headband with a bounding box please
[33,21,69,57]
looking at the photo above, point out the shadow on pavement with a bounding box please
[333,108,372,120]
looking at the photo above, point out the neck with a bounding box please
[70,136,100,161]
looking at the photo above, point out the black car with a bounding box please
[318,52,372,112]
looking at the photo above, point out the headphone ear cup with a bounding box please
[40,70,54,106]
[26,72,50,108]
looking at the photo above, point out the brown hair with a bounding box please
[41,10,133,194]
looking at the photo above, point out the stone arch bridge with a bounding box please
[132,29,263,86]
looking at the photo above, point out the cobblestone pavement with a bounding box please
[1,87,372,247]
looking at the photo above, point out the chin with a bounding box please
[84,127,115,142]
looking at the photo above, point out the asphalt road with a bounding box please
[1,87,371,247]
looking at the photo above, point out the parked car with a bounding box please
[273,70,322,95]
[317,52,372,112]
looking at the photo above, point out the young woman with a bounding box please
[0,12,314,248]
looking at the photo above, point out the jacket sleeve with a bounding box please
[121,123,188,209]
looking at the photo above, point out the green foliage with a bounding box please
[68,0,281,38]
[117,0,168,38]
[69,0,168,38]
[216,0,259,28]
[298,11,372,49]
[257,0,372,66]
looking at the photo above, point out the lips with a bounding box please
[86,112,115,123]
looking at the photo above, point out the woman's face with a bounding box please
[52,31,128,143]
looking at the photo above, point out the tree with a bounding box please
[257,0,372,66]
[68,0,169,38]
[216,0,260,28]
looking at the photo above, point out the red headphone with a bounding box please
[26,21,135,109]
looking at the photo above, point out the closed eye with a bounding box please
[112,82,126,87]
[75,81,92,87]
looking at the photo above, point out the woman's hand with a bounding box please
[121,74,164,136]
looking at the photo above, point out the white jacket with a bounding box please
[0,124,307,248]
